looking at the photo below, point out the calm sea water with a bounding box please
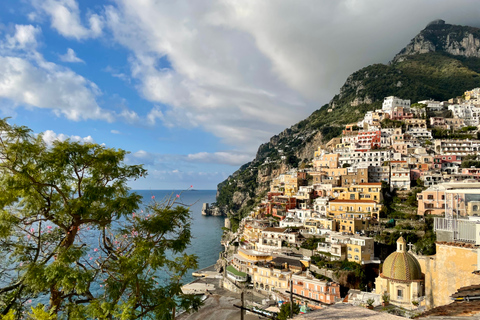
[4,189,222,306]
[134,190,224,284]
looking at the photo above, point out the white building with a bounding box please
[448,104,480,126]
[418,99,443,111]
[406,128,433,140]
[339,149,400,168]
[382,96,411,115]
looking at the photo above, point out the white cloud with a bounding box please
[33,0,103,40]
[111,129,121,134]
[0,55,113,121]
[59,48,84,63]
[41,129,95,147]
[6,25,41,49]
[187,151,253,166]
[103,0,480,153]
[0,25,118,122]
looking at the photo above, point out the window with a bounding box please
[332,288,336,294]
[293,289,297,293]
[354,248,359,252]
[348,254,352,258]
[397,289,403,300]
[355,255,359,260]
[348,247,352,251]
[301,291,304,296]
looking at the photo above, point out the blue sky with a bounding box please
[1,0,479,190]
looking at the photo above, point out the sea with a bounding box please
[134,189,224,284]
[3,189,223,306]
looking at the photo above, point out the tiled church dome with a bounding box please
[381,237,422,281]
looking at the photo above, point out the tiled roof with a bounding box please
[381,251,422,281]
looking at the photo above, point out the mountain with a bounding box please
[215,20,480,228]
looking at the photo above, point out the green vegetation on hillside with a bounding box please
[216,27,480,217]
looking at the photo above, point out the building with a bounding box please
[292,272,341,306]
[434,139,480,156]
[231,246,273,274]
[303,217,336,235]
[374,237,424,309]
[417,181,480,216]
[340,168,370,187]
[390,161,410,191]
[368,165,390,183]
[334,212,375,234]
[317,232,376,264]
[382,96,411,115]
[253,264,293,293]
[327,199,382,219]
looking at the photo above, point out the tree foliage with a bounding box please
[0,119,201,319]
[277,302,300,320]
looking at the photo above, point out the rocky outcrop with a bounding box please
[393,20,480,63]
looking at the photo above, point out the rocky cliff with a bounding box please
[393,19,480,63]
[216,21,480,228]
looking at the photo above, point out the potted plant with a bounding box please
[382,292,390,306]
[366,298,375,310]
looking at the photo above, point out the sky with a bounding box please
[0,1,479,190]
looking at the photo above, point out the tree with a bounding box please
[0,119,201,319]
[277,302,300,320]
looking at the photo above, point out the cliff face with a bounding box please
[393,20,480,63]
[216,21,480,223]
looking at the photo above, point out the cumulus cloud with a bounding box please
[0,24,118,122]
[59,48,84,63]
[5,25,41,49]
[101,0,480,153]
[0,55,113,121]
[32,0,103,40]
[41,129,95,147]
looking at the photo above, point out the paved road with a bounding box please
[178,275,272,320]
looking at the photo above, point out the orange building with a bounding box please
[292,273,341,307]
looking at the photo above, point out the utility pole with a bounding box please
[290,279,294,318]
[241,291,245,320]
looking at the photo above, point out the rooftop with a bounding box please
[226,265,247,277]
[293,303,404,319]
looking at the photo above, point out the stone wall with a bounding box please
[309,265,338,281]
[415,242,480,310]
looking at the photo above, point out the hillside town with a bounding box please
[206,88,480,318]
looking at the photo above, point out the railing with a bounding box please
[434,217,477,243]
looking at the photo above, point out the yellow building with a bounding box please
[324,232,376,264]
[232,246,273,275]
[303,217,336,234]
[416,241,480,310]
[350,182,383,202]
[327,199,382,218]
[313,152,340,169]
[270,171,304,196]
[334,212,374,234]
[345,235,375,264]
[242,223,265,243]
[253,265,293,292]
